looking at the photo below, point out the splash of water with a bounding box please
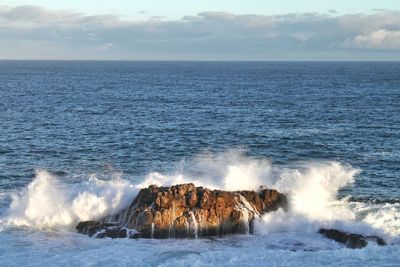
[274,161,358,221]
[138,150,272,191]
[4,169,137,229]
[2,150,399,239]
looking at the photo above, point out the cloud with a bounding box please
[345,29,400,50]
[0,5,400,60]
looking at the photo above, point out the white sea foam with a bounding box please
[4,169,138,229]
[350,201,400,238]
[138,149,272,191]
[1,150,399,243]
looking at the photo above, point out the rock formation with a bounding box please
[76,183,387,249]
[318,228,387,249]
[76,183,287,238]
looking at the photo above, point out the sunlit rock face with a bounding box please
[76,183,288,238]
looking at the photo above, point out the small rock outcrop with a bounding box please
[318,228,387,249]
[76,183,287,238]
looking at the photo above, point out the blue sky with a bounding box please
[0,1,400,60]
[4,0,399,19]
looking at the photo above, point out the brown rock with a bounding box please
[76,183,287,238]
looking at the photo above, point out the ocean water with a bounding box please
[0,61,399,266]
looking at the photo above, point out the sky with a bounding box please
[3,0,400,19]
[1,0,400,60]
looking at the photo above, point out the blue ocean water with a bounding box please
[0,61,399,266]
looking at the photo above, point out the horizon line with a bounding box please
[1,59,400,63]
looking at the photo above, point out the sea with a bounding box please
[0,61,399,266]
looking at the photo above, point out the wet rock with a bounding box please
[76,183,287,238]
[318,228,386,249]
[76,221,104,237]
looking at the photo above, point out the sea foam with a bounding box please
[2,150,399,241]
[4,169,137,229]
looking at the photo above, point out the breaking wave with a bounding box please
[1,150,399,241]
[3,170,138,229]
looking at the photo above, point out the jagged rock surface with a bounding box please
[318,228,387,249]
[76,183,287,238]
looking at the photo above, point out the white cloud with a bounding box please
[0,5,400,59]
[345,29,400,50]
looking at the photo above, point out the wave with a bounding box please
[3,169,138,229]
[1,150,399,241]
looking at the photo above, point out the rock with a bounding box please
[76,183,287,238]
[76,221,106,237]
[318,228,387,249]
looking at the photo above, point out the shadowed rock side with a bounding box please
[76,183,287,238]
[318,228,387,249]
